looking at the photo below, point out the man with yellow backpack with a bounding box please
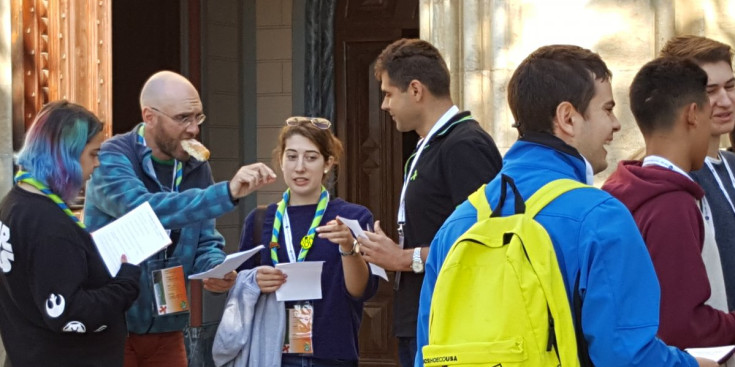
[415,45,718,367]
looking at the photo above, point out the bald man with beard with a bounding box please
[84,71,276,367]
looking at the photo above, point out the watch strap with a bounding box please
[339,239,359,257]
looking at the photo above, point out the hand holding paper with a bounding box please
[203,271,237,293]
[90,202,171,276]
[275,261,324,301]
[188,245,264,280]
[686,345,735,365]
[336,216,389,281]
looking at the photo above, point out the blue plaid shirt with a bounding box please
[84,123,235,334]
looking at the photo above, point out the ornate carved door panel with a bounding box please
[334,0,418,365]
[12,0,113,143]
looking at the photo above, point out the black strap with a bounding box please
[491,174,525,217]
[251,205,267,266]
[574,271,594,367]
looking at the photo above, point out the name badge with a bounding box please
[282,301,314,355]
[149,258,189,316]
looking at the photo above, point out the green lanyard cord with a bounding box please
[14,170,86,229]
[269,186,329,265]
[137,125,183,192]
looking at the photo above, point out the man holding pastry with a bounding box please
[84,70,276,367]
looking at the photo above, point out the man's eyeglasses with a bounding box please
[149,106,206,128]
[286,116,331,130]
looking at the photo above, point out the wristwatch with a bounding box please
[339,239,360,257]
[411,247,424,273]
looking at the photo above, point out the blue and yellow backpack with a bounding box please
[423,175,592,367]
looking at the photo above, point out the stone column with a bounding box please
[1,0,13,199]
[420,0,519,151]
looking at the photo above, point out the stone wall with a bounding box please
[421,0,735,183]
[255,0,293,205]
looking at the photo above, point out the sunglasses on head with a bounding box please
[285,116,332,130]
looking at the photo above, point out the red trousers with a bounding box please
[124,331,187,367]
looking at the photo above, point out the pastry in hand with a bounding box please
[181,139,210,161]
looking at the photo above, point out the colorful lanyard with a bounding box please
[705,153,735,215]
[14,170,86,229]
[270,187,329,265]
[137,125,183,192]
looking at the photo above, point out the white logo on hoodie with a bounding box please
[0,222,13,273]
[45,293,65,318]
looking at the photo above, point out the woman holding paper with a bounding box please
[0,101,140,366]
[237,116,378,366]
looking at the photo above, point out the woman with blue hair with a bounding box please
[0,100,141,366]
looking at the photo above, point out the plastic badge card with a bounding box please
[283,302,314,355]
[152,265,189,315]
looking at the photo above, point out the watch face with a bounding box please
[412,261,424,273]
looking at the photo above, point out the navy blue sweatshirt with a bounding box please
[238,198,377,361]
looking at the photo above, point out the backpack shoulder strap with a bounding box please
[251,205,268,266]
[467,184,491,221]
[252,205,267,245]
[525,179,591,218]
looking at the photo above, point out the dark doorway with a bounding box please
[112,0,182,134]
[334,1,419,365]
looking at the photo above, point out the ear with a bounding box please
[553,101,580,139]
[324,155,335,174]
[685,102,701,130]
[141,106,156,126]
[408,80,423,101]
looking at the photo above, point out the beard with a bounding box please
[153,125,190,161]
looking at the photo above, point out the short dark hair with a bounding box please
[374,38,451,97]
[660,35,733,65]
[507,45,612,135]
[629,57,708,136]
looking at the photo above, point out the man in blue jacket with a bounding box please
[84,71,276,367]
[415,45,717,366]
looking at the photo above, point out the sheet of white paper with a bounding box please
[686,345,735,364]
[337,216,366,239]
[369,263,389,281]
[90,201,171,276]
[337,216,388,281]
[188,245,264,280]
[275,261,324,301]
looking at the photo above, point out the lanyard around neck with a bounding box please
[397,106,461,224]
[137,125,183,192]
[14,170,86,229]
[642,155,693,180]
[270,187,329,264]
[705,153,735,215]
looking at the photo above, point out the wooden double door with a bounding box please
[334,1,419,365]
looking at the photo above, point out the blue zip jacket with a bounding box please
[416,135,697,367]
[84,123,234,334]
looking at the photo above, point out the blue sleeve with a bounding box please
[191,217,226,273]
[578,198,697,367]
[415,201,477,367]
[85,151,236,230]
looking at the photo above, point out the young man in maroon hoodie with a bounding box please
[602,57,735,348]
